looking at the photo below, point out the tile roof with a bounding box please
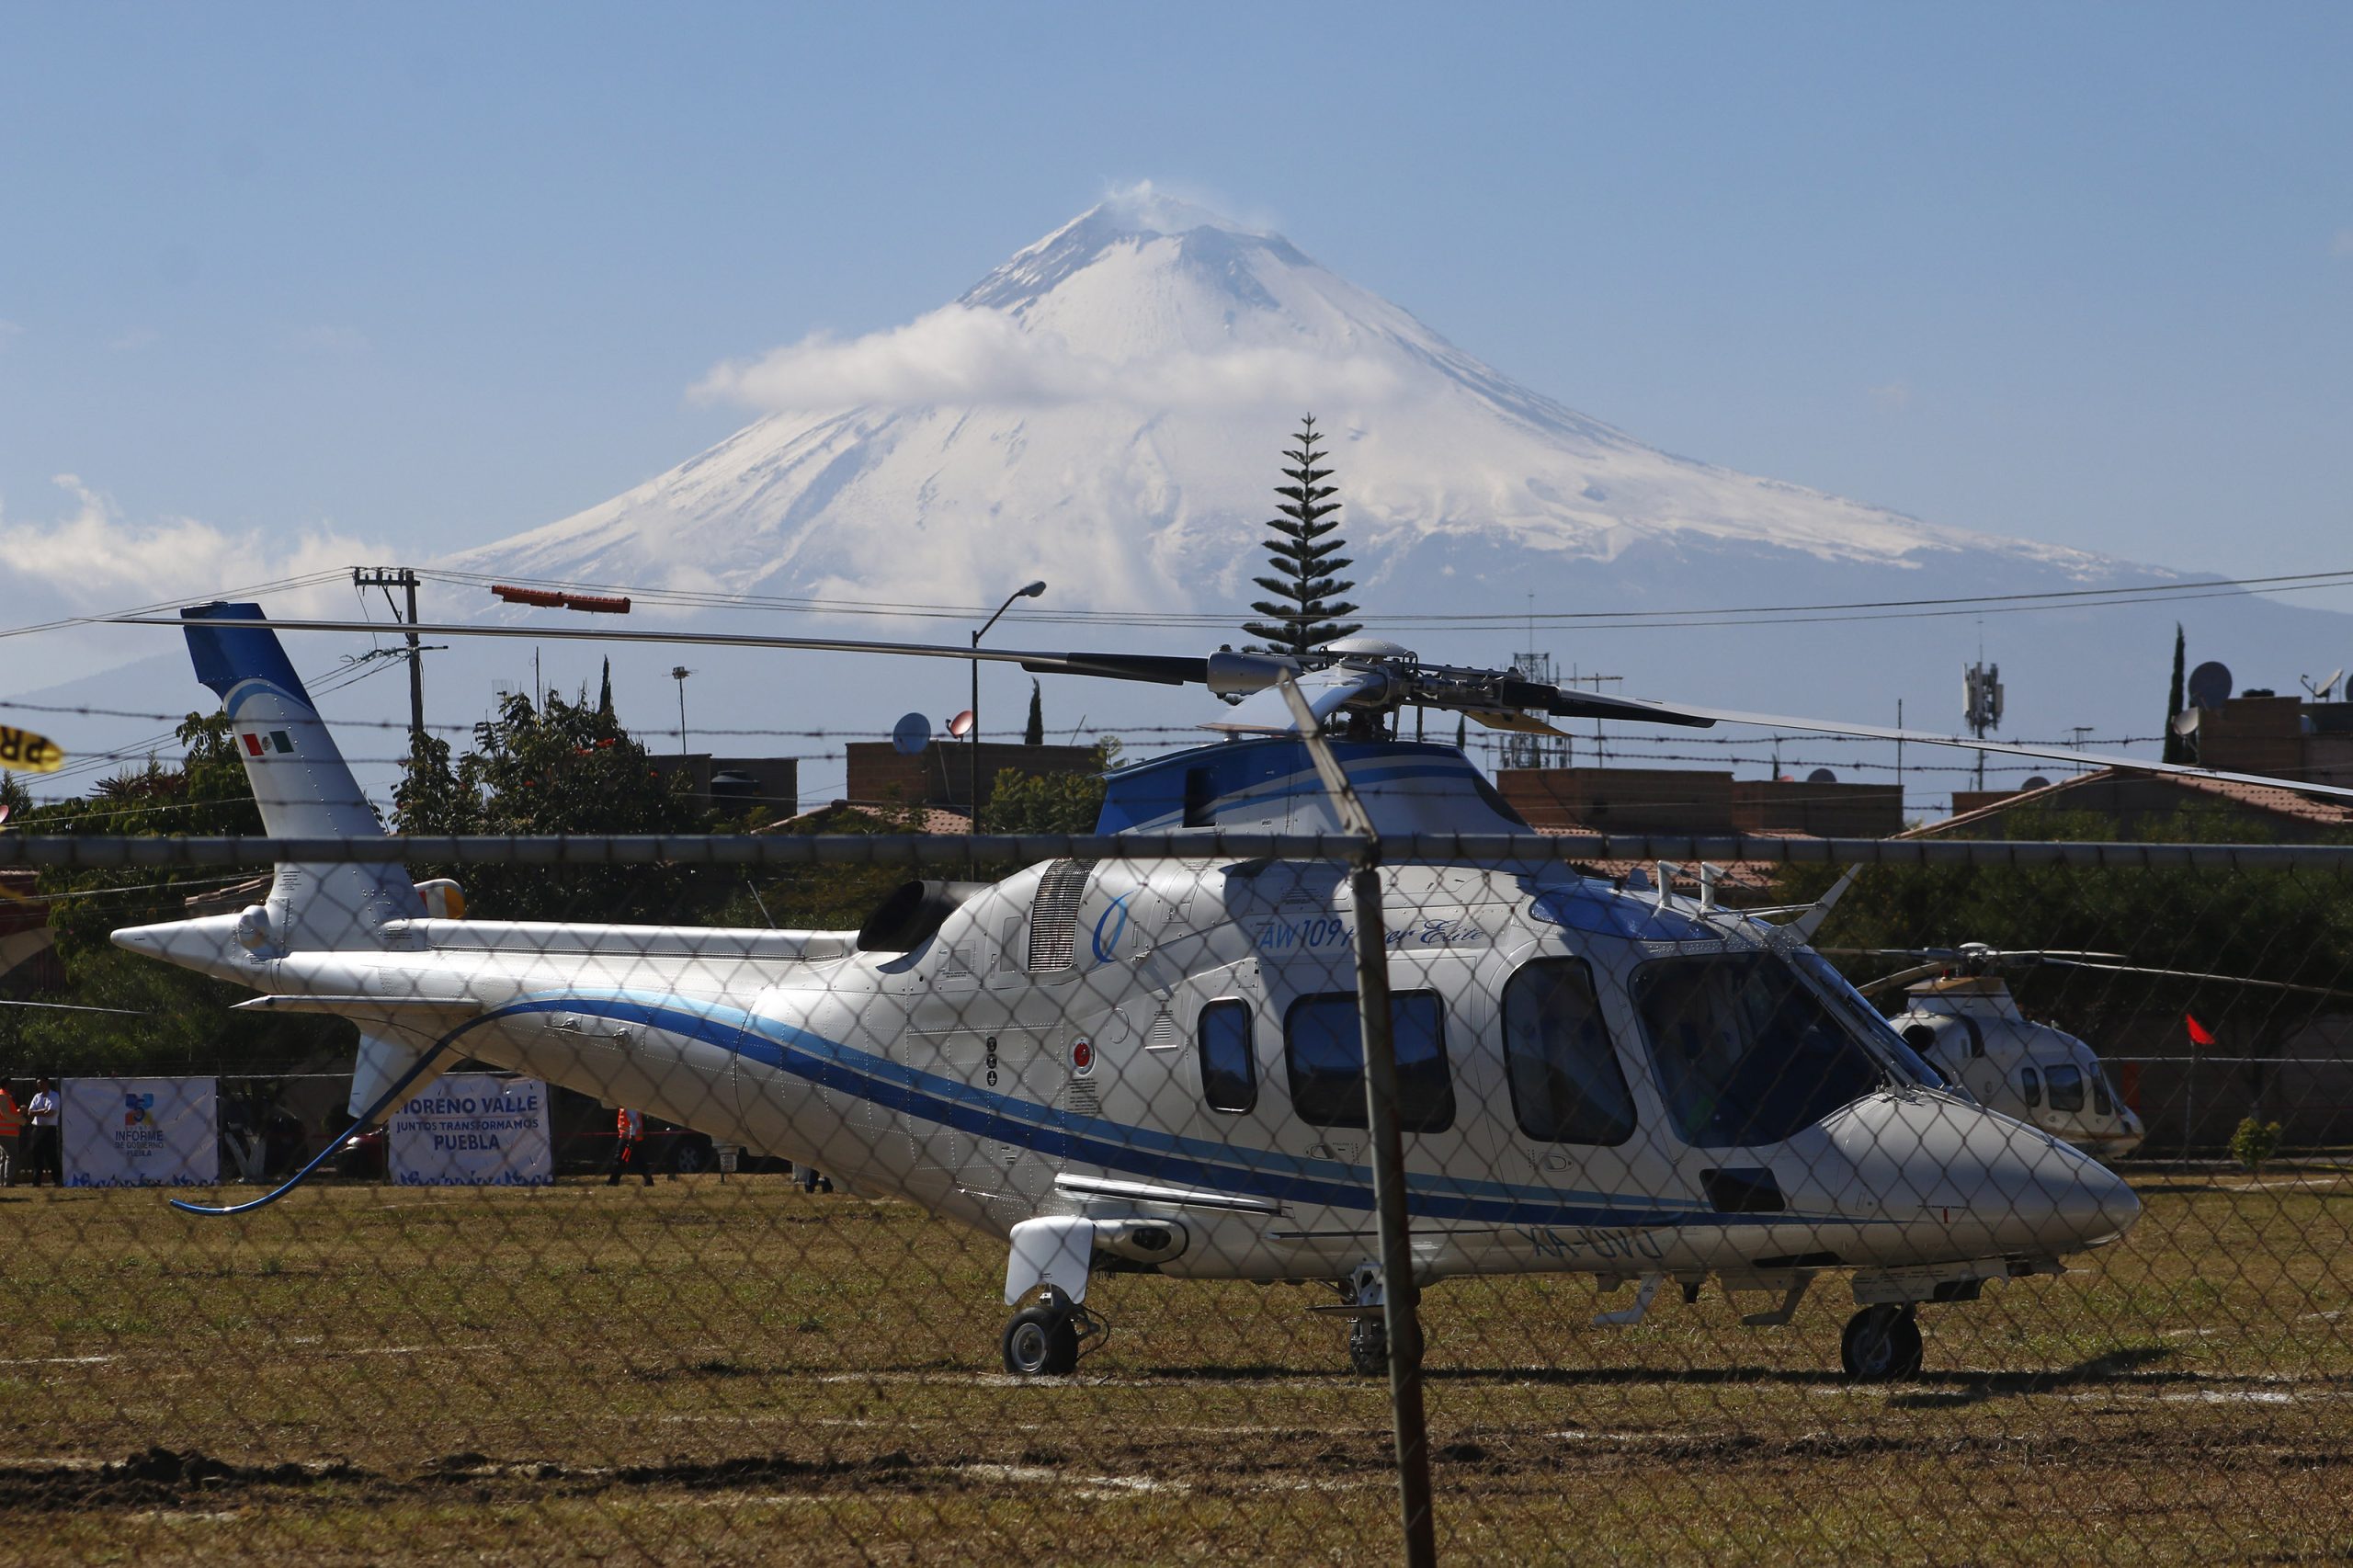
[1902,767,2353,839]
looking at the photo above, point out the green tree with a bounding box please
[2231,1117,2283,1175]
[395,685,710,921]
[6,712,348,1077]
[1024,679,1045,746]
[2163,624,2189,765]
[1243,415,1360,656]
[986,740,1120,835]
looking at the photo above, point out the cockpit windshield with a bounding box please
[1632,952,1888,1148]
[1785,947,1949,1093]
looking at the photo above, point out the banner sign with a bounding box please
[63,1076,220,1187]
[388,1073,552,1187]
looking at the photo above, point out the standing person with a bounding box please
[22,1079,62,1188]
[606,1106,652,1187]
[0,1083,21,1187]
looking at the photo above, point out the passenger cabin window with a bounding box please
[1632,953,1883,1149]
[2045,1062,2086,1113]
[1197,1000,1256,1114]
[1284,992,1455,1132]
[1500,959,1636,1145]
[2020,1067,2041,1107]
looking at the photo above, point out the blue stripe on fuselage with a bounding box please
[456,993,1852,1231]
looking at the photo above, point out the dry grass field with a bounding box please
[2,1166,2351,1563]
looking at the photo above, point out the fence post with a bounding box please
[1281,679,1438,1567]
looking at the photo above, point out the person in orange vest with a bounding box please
[0,1083,21,1187]
[606,1106,653,1187]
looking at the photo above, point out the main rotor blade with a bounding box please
[1529,685,1718,729]
[1856,961,1959,998]
[112,617,1209,687]
[2035,958,2353,1000]
[1672,704,2353,802]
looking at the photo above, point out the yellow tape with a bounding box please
[0,725,64,772]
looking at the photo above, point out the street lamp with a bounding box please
[971,581,1047,834]
[670,665,693,757]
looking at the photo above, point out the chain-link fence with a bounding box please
[5,831,2353,1563]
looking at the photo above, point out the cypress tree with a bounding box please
[597,658,615,727]
[1242,415,1361,657]
[1024,679,1044,746]
[2163,625,2188,764]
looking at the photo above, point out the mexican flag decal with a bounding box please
[241,730,296,758]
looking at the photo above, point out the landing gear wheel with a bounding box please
[1002,1303,1080,1376]
[1347,1314,1425,1378]
[1840,1304,1924,1381]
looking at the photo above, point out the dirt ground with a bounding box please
[2,1167,2350,1564]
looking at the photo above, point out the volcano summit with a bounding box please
[449,189,2125,617]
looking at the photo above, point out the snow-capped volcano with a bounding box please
[449,189,2121,612]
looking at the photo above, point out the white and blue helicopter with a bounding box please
[115,603,2327,1382]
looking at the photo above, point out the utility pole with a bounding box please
[670,667,693,757]
[353,567,426,764]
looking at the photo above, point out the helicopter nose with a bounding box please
[1828,1095,2141,1254]
[2066,1152,2139,1244]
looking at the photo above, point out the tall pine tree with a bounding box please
[1243,415,1361,656]
[1024,679,1044,746]
[2162,624,2188,764]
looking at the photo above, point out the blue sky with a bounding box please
[2,2,2349,605]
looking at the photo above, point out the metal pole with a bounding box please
[402,572,424,764]
[1281,676,1438,1568]
[970,629,981,835]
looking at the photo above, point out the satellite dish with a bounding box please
[946,710,976,740]
[2303,669,2345,701]
[1805,768,1837,784]
[2187,660,2234,710]
[2022,776,2052,790]
[891,712,930,756]
[2170,710,2202,736]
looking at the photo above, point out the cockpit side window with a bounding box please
[1500,958,1636,1146]
[2045,1062,2086,1113]
[1632,952,1885,1148]
[1284,991,1455,1133]
[2020,1066,2041,1107]
[2091,1066,2116,1118]
[1197,999,1256,1114]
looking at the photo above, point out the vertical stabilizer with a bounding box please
[179,604,427,1111]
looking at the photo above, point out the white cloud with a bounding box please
[1868,381,1914,411]
[0,474,381,615]
[694,304,1404,414]
[2334,228,2353,259]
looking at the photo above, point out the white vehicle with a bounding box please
[1885,971,2145,1160]
[1847,940,2351,1164]
[109,606,2245,1382]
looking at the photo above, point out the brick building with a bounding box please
[1497,767,1903,839]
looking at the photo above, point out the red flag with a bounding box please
[2185,1013,2217,1048]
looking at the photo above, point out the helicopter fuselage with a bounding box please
[1894,979,2146,1160]
[131,853,2140,1300]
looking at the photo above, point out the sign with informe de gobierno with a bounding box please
[63,1076,220,1187]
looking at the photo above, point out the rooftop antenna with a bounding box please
[1962,659,2004,792]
